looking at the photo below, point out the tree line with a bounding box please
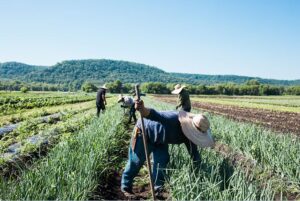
[103,80,300,96]
[1,79,299,95]
[0,81,69,92]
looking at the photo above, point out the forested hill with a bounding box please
[171,73,300,85]
[0,62,47,79]
[0,59,299,86]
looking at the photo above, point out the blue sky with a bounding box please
[0,0,299,80]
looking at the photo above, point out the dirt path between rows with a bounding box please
[155,96,300,136]
[93,170,153,200]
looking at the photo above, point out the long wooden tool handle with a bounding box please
[135,84,156,200]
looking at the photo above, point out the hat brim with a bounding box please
[171,86,185,94]
[178,111,214,148]
[101,87,108,90]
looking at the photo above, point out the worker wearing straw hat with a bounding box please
[96,84,108,117]
[172,84,191,112]
[121,100,214,196]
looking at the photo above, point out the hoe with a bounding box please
[135,84,156,200]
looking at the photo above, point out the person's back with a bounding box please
[123,96,134,107]
[136,110,187,145]
[96,86,107,117]
[179,88,191,112]
[96,88,105,104]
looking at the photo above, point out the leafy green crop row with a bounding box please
[0,106,95,156]
[0,100,95,127]
[0,103,127,200]
[0,95,95,115]
[167,145,276,200]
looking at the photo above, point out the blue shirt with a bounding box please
[136,109,200,161]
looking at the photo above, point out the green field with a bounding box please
[190,95,300,113]
[0,92,299,200]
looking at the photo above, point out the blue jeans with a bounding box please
[121,134,169,191]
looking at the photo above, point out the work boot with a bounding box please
[121,186,134,197]
[155,186,166,199]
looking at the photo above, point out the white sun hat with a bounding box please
[171,84,186,95]
[100,84,108,90]
[178,111,215,148]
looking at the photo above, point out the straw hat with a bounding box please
[100,84,108,90]
[178,111,214,148]
[171,84,186,94]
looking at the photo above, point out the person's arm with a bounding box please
[135,100,168,124]
[176,94,183,110]
[102,93,107,105]
[184,140,201,163]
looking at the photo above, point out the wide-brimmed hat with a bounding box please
[178,111,214,148]
[171,84,186,94]
[100,84,108,90]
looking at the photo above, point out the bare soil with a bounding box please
[155,96,300,136]
[92,170,155,200]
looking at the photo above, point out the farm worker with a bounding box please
[117,95,137,124]
[172,84,191,112]
[96,84,108,117]
[121,100,214,195]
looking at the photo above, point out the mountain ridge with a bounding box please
[1,59,299,86]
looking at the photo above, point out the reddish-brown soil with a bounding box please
[155,96,300,136]
[91,170,169,200]
[91,170,146,200]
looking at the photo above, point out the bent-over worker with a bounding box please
[118,95,137,124]
[121,99,214,195]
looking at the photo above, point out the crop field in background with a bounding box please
[191,95,300,112]
[0,91,299,200]
[154,95,300,135]
[0,91,98,173]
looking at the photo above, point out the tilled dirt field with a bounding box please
[155,96,300,136]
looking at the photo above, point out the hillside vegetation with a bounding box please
[1,59,299,86]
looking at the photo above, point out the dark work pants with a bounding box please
[96,103,105,117]
[128,104,137,123]
[183,107,191,112]
[121,134,169,191]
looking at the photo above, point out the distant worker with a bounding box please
[96,85,108,117]
[118,95,137,124]
[172,84,191,112]
[121,99,214,196]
